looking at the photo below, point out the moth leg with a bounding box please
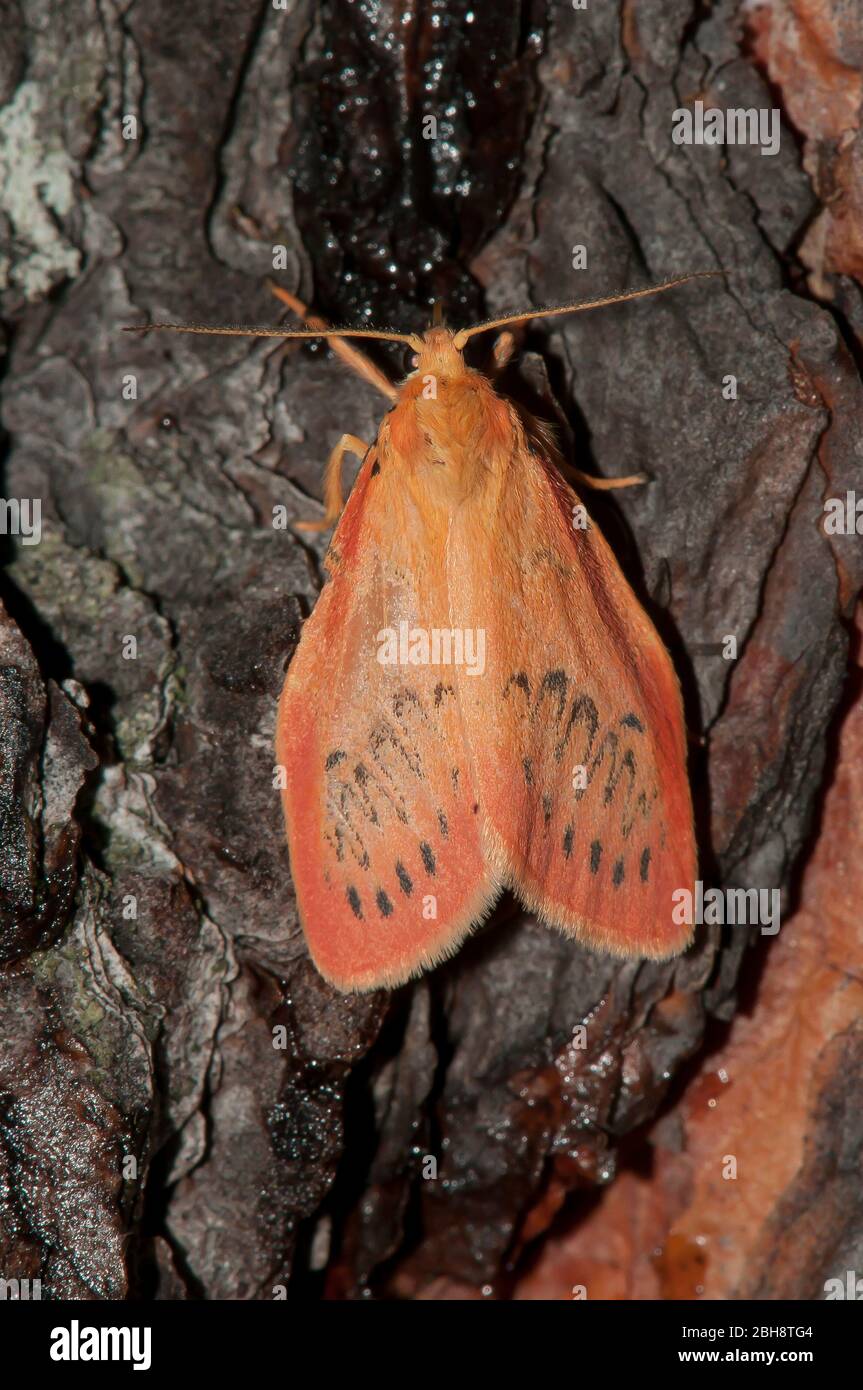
[492,331,517,370]
[571,468,648,491]
[295,434,370,533]
[269,282,397,403]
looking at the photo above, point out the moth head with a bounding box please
[408,326,468,379]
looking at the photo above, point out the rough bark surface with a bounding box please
[0,0,861,1299]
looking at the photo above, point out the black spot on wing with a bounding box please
[621,712,644,731]
[596,739,636,816]
[640,847,651,882]
[326,750,346,769]
[376,888,394,917]
[437,809,449,838]
[502,672,531,700]
[589,840,602,874]
[542,794,552,825]
[541,669,567,695]
[523,757,534,788]
[420,841,436,876]
[538,670,568,724]
[396,861,413,896]
[612,858,625,886]
[391,688,423,724]
[347,886,363,919]
[371,460,381,476]
[370,698,424,785]
[351,763,381,825]
[451,766,460,791]
[563,825,573,859]
[555,694,599,764]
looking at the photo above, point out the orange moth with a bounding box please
[128,272,715,991]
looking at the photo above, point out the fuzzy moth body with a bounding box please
[275,307,699,990]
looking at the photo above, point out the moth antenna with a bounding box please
[451,270,723,349]
[123,316,423,351]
